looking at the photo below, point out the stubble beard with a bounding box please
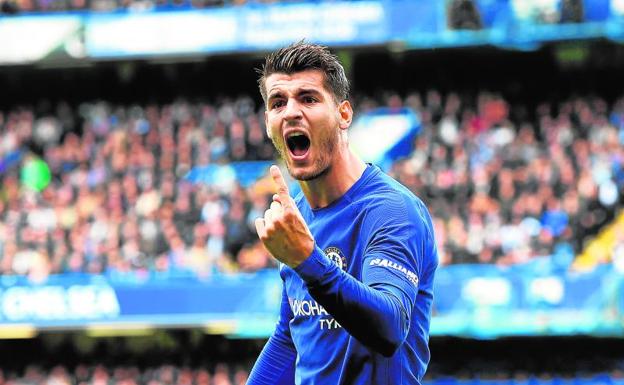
[271,129,338,182]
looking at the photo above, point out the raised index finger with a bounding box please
[270,165,291,207]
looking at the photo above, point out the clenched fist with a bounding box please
[255,165,315,268]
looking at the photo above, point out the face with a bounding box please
[264,70,352,181]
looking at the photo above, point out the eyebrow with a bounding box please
[297,88,322,97]
[268,88,322,102]
[267,91,284,103]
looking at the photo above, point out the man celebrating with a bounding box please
[248,42,438,385]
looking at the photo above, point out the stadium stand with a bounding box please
[0,364,250,385]
[0,98,276,277]
[1,334,624,385]
[0,91,622,278]
[392,91,624,266]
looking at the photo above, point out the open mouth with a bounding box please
[286,132,311,158]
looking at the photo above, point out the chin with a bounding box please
[287,162,329,182]
[292,171,319,182]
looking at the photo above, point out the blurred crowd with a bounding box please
[386,91,624,266]
[0,0,321,15]
[0,91,622,279]
[2,332,624,385]
[0,98,277,279]
[0,364,248,385]
[1,363,623,385]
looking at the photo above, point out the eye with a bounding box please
[302,96,317,104]
[271,100,285,109]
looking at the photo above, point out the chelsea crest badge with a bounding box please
[324,247,347,270]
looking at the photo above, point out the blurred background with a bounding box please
[0,0,624,384]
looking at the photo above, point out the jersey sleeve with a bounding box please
[247,285,297,385]
[293,193,432,357]
[362,193,426,319]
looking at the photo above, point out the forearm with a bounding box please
[295,246,412,357]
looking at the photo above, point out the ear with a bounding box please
[338,100,353,130]
[265,110,272,139]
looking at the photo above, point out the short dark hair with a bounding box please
[257,41,350,106]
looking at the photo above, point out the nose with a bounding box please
[283,99,303,122]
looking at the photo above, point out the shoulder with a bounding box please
[359,168,438,270]
[357,168,432,231]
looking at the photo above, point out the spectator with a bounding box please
[1,92,623,277]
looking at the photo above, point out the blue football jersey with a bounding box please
[249,164,438,385]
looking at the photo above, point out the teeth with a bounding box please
[288,132,305,138]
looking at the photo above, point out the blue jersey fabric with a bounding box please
[248,164,438,385]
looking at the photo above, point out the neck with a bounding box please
[299,145,367,209]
